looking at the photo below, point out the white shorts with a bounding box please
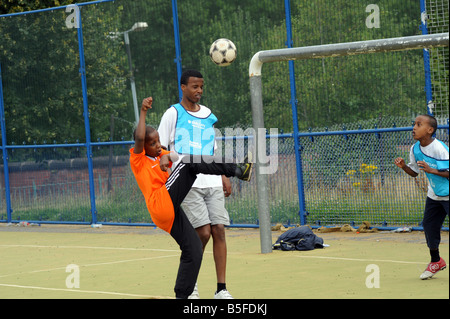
[181,187,230,229]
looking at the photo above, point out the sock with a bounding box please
[430,249,440,263]
[217,283,226,293]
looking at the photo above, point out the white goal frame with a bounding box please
[249,32,449,253]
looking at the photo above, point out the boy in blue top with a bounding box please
[395,114,449,279]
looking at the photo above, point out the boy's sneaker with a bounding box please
[236,152,253,181]
[420,258,446,280]
[237,163,253,181]
[188,283,200,299]
[214,289,234,299]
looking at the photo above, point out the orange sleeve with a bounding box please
[129,147,145,173]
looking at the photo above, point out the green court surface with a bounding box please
[0,224,448,299]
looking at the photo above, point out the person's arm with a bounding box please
[394,157,418,177]
[417,161,449,178]
[222,176,232,197]
[159,151,179,172]
[158,107,176,151]
[133,97,153,154]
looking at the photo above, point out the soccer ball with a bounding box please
[209,38,237,66]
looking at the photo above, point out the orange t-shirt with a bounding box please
[129,148,175,233]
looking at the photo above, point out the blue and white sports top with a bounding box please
[172,103,218,156]
[408,139,449,199]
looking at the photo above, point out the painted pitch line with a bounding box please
[0,283,174,299]
[293,255,428,265]
[0,244,240,254]
[0,254,180,279]
[0,244,181,253]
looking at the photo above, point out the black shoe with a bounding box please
[236,152,253,181]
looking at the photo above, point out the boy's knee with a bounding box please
[196,224,212,246]
[211,224,226,242]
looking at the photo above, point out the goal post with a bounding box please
[249,32,449,254]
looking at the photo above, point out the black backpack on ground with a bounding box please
[273,226,324,251]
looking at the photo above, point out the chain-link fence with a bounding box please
[299,119,449,228]
[425,0,449,119]
[1,0,448,228]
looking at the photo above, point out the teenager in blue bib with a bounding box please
[395,114,449,280]
[158,70,234,299]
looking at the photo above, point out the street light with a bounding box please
[130,22,148,32]
[109,22,148,125]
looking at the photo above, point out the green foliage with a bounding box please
[0,0,85,15]
[1,1,129,146]
[0,0,443,149]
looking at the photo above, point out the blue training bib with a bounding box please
[173,103,218,155]
[413,140,449,197]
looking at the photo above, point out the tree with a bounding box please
[0,0,437,150]
[0,0,90,15]
[0,1,129,146]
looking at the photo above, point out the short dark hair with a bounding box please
[133,125,156,141]
[180,69,203,85]
[422,114,438,135]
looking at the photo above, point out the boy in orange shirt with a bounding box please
[129,97,252,298]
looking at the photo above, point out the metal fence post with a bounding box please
[419,0,434,116]
[284,0,307,225]
[76,7,98,225]
[172,0,183,101]
[0,64,13,223]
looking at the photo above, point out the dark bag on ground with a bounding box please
[273,226,324,251]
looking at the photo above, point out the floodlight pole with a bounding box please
[249,32,449,254]
[123,31,139,125]
[120,22,148,125]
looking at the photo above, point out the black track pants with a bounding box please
[422,197,449,250]
[167,156,237,298]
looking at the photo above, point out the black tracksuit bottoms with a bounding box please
[422,197,449,250]
[166,156,238,299]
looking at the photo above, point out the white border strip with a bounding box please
[0,244,180,252]
[0,254,179,279]
[293,255,428,265]
[0,283,174,299]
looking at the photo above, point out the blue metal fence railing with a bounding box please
[1,0,448,230]
[1,125,448,230]
[0,61,13,224]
